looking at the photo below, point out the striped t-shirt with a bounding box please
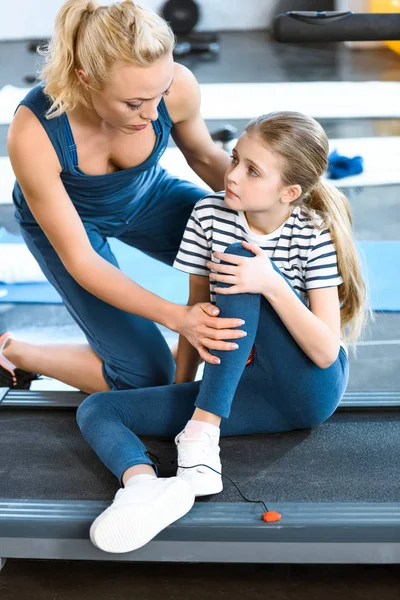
[173,192,343,307]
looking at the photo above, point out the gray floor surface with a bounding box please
[0,28,400,597]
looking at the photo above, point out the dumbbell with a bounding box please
[211,124,238,153]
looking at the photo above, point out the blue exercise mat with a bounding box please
[0,229,398,311]
[354,241,400,312]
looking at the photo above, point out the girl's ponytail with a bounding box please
[308,179,369,345]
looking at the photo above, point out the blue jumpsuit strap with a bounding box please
[152,118,161,135]
[62,113,79,167]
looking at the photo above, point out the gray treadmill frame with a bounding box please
[1,389,399,564]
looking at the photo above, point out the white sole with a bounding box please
[89,478,195,554]
[178,471,224,497]
[194,481,224,497]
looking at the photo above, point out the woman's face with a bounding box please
[84,52,174,132]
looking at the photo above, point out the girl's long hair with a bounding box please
[246,111,370,346]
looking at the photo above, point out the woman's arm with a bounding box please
[168,63,231,191]
[7,107,246,363]
[7,107,180,328]
[174,274,212,384]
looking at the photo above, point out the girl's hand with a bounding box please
[208,241,280,295]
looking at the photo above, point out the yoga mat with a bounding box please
[0,231,398,312]
[3,81,400,124]
[355,241,400,312]
[1,136,400,205]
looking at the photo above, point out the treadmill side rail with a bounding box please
[0,500,400,564]
[1,389,400,409]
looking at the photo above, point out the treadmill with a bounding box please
[1,10,400,567]
[0,388,399,565]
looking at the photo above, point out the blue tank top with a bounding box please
[13,83,172,225]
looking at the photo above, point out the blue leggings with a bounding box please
[77,243,349,483]
[15,175,207,390]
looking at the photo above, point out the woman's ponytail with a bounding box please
[40,1,96,116]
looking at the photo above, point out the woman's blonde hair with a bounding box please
[39,0,175,118]
[246,111,370,347]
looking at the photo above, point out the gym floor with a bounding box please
[0,30,399,599]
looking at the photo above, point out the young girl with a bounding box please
[76,111,368,554]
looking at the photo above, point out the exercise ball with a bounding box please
[161,0,200,36]
[369,0,400,55]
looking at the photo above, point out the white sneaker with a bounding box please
[89,476,195,554]
[175,429,223,497]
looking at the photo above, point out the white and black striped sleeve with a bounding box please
[173,208,212,277]
[305,228,343,290]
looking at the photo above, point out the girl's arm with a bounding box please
[174,274,211,383]
[263,278,341,369]
[209,243,341,370]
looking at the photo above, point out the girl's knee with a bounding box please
[76,392,109,432]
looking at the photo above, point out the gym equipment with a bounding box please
[211,124,238,152]
[173,32,220,57]
[161,0,199,35]
[272,11,400,43]
[370,0,400,56]
[0,388,399,564]
[161,0,220,57]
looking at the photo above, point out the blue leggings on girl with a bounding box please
[76,243,349,483]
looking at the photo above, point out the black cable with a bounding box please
[161,454,282,522]
[177,463,270,514]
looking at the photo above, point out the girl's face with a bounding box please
[224,131,301,214]
[79,53,174,132]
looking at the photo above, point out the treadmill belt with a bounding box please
[0,408,399,503]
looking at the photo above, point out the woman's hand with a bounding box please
[208,241,281,296]
[176,302,247,365]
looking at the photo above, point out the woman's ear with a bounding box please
[76,69,89,89]
[281,184,302,204]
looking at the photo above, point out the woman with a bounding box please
[1,0,245,392]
